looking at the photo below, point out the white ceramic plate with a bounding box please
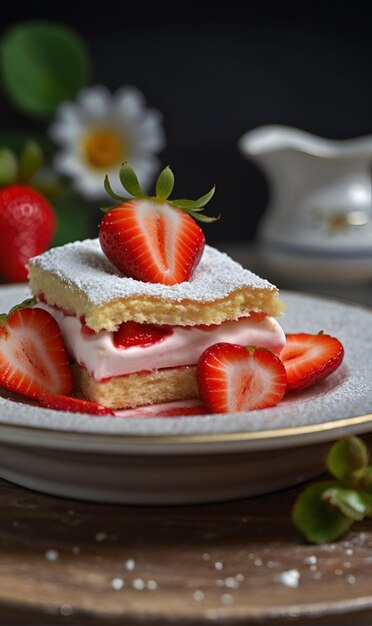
[0,285,371,504]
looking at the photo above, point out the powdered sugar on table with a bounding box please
[29,239,276,305]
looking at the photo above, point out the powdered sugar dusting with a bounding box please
[29,239,276,305]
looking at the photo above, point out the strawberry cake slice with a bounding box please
[27,164,285,410]
[28,239,285,409]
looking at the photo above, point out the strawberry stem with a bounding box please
[18,141,43,183]
[0,296,38,326]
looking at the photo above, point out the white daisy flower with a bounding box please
[49,85,165,200]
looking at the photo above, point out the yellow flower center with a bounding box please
[84,129,124,168]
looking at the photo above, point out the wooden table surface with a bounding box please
[1,475,372,625]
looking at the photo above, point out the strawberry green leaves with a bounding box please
[18,141,44,183]
[156,166,174,200]
[0,141,56,190]
[0,296,37,327]
[293,436,372,543]
[102,162,218,223]
[120,163,143,198]
[0,149,18,186]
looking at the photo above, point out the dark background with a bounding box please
[2,0,372,244]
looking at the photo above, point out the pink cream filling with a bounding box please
[38,302,286,382]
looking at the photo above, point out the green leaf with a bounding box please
[18,141,43,183]
[1,22,90,118]
[173,186,215,209]
[104,175,126,203]
[327,437,369,484]
[292,481,353,544]
[355,466,372,494]
[119,163,143,197]
[322,486,372,521]
[156,166,174,199]
[0,148,17,186]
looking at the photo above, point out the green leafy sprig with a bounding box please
[293,436,372,543]
[0,297,37,327]
[0,141,62,197]
[102,163,219,223]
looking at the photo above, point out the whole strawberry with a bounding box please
[99,164,217,285]
[0,143,56,283]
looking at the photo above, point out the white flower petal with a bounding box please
[133,111,166,151]
[49,121,84,144]
[73,172,107,199]
[54,151,83,176]
[55,102,81,124]
[76,85,113,122]
[114,86,147,123]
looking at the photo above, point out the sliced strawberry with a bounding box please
[99,198,205,285]
[280,333,344,391]
[113,320,172,348]
[0,307,72,399]
[81,324,96,337]
[154,404,207,417]
[197,342,287,413]
[39,394,114,415]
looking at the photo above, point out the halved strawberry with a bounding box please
[197,342,287,413]
[0,304,72,399]
[81,324,96,337]
[113,321,172,348]
[39,394,114,415]
[99,163,217,285]
[154,404,207,417]
[280,333,344,391]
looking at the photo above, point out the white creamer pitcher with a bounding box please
[239,125,372,282]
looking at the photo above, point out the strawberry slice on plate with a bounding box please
[39,394,114,416]
[99,163,217,285]
[113,321,172,348]
[197,342,287,413]
[0,301,72,399]
[280,332,344,391]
